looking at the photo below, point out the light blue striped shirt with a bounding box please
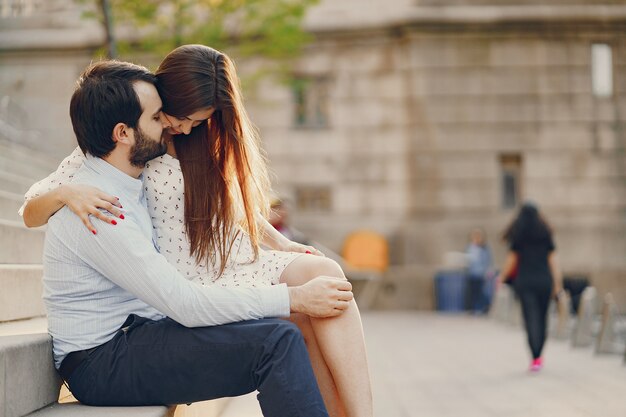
[44,155,290,368]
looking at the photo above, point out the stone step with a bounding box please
[0,190,24,222]
[0,153,53,184]
[0,139,62,172]
[0,219,45,264]
[0,333,61,417]
[0,265,46,322]
[0,170,36,195]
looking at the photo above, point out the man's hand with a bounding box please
[288,276,353,318]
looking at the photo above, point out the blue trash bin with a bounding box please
[434,270,467,312]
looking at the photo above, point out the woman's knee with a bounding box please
[281,255,345,286]
[309,257,344,279]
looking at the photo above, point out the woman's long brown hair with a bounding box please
[155,44,271,276]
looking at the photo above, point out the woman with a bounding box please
[21,44,372,417]
[496,202,563,372]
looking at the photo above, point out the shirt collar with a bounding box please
[84,154,144,198]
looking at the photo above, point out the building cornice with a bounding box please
[304,5,626,34]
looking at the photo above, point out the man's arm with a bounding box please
[74,211,289,327]
[72,210,351,327]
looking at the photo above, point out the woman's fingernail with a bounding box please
[111,220,117,225]
[92,230,97,235]
[119,214,125,220]
[115,197,120,200]
[119,205,123,208]
[306,250,312,254]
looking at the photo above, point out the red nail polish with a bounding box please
[119,214,125,220]
[306,250,312,254]
[115,197,120,200]
[111,220,117,225]
[119,205,123,208]
[92,230,97,235]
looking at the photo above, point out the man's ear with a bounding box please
[112,122,133,145]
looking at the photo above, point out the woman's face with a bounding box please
[163,107,215,136]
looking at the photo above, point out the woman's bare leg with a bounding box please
[288,313,346,417]
[280,255,373,417]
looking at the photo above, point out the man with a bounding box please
[44,60,352,416]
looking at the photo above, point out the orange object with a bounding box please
[342,230,389,273]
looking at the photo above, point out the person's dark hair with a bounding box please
[503,202,553,245]
[155,44,271,277]
[70,60,156,157]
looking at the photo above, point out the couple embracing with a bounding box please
[21,44,372,417]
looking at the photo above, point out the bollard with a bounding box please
[596,293,622,354]
[552,290,572,340]
[571,287,597,347]
[490,284,513,323]
[507,297,523,329]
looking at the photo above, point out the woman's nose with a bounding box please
[160,113,172,129]
[181,121,193,135]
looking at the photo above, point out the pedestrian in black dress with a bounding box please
[496,202,563,372]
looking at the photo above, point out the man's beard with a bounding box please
[129,127,167,168]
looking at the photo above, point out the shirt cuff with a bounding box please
[257,283,290,318]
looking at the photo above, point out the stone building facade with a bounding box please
[0,0,104,157]
[246,1,626,308]
[1,0,625,308]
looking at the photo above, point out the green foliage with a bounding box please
[78,0,317,66]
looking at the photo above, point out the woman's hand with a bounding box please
[280,240,325,257]
[60,184,124,234]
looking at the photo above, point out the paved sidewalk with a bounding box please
[221,312,626,417]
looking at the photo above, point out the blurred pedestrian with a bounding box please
[496,202,563,372]
[269,198,310,245]
[465,228,492,314]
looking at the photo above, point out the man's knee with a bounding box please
[255,321,308,380]
[266,320,304,348]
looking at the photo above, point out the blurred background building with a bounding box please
[1,0,625,309]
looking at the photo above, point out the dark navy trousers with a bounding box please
[65,315,329,417]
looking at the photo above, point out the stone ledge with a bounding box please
[0,28,104,52]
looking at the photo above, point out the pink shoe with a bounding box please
[529,357,543,372]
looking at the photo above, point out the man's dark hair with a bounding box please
[70,60,157,157]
